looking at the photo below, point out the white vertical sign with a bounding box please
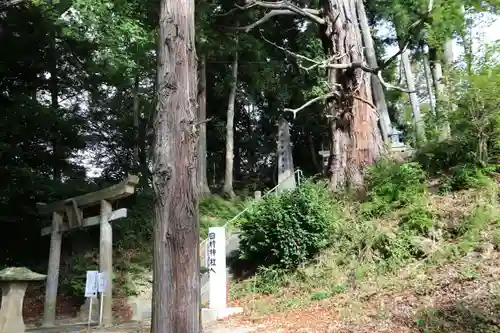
[84,271,98,297]
[97,272,107,293]
[207,227,227,309]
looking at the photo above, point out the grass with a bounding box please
[219,181,500,332]
[199,195,250,239]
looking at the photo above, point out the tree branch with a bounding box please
[376,71,414,93]
[284,93,335,118]
[380,0,434,70]
[240,9,296,32]
[250,0,432,114]
[238,0,324,31]
[259,33,414,93]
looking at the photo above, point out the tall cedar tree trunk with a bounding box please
[355,0,392,141]
[50,30,61,181]
[461,6,473,75]
[133,75,140,172]
[422,50,435,115]
[247,103,257,175]
[322,0,382,190]
[223,46,238,198]
[197,54,211,196]
[399,41,425,142]
[152,0,200,332]
[428,47,451,139]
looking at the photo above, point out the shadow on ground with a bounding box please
[226,249,258,281]
[413,295,500,333]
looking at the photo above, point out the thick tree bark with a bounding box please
[197,54,211,196]
[152,0,199,333]
[461,7,473,75]
[49,30,61,181]
[355,0,392,141]
[429,47,451,139]
[223,46,238,199]
[398,35,425,142]
[132,75,140,171]
[323,0,382,190]
[422,51,435,115]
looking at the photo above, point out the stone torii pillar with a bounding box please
[277,117,296,194]
[37,175,139,327]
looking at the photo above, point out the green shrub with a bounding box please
[361,160,427,217]
[414,139,478,175]
[238,180,337,270]
[456,204,498,237]
[251,266,289,294]
[445,164,493,191]
[399,205,436,236]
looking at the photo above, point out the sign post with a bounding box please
[97,272,106,326]
[84,271,98,330]
[207,227,226,309]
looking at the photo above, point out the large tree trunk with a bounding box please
[461,6,473,75]
[323,0,382,191]
[152,0,199,333]
[197,54,211,196]
[355,0,392,141]
[429,47,451,139]
[422,50,435,115]
[398,35,425,142]
[223,46,238,199]
[49,30,61,181]
[132,75,140,172]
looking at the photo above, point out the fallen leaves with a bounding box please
[207,253,500,333]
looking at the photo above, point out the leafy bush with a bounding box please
[414,139,477,175]
[238,180,337,270]
[399,205,436,236]
[442,164,494,191]
[361,160,427,217]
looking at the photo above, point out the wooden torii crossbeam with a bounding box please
[37,175,139,328]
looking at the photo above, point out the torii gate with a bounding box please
[37,175,139,327]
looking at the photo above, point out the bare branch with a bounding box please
[238,0,324,31]
[381,40,410,69]
[260,33,322,67]
[284,93,335,118]
[262,33,414,93]
[380,0,434,70]
[195,117,212,126]
[254,0,431,114]
[240,10,296,32]
[376,71,415,93]
[353,94,376,110]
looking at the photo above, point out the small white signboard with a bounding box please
[84,270,98,297]
[207,227,227,309]
[97,272,107,293]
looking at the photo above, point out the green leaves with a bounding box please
[239,180,338,270]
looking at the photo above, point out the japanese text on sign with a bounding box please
[208,232,216,269]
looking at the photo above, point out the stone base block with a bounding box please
[79,296,100,322]
[125,297,152,321]
[124,296,242,326]
[201,307,243,325]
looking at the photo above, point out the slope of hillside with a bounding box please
[207,183,500,333]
